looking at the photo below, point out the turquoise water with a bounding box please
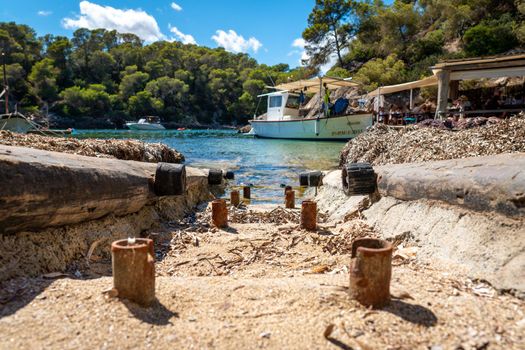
[74,129,345,203]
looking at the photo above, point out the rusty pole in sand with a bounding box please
[243,186,251,199]
[230,190,240,207]
[301,200,317,231]
[211,199,228,228]
[285,190,295,209]
[111,238,155,306]
[349,238,392,308]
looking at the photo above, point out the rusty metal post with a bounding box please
[349,238,392,308]
[230,190,240,207]
[285,190,295,209]
[301,200,317,231]
[243,186,251,199]
[211,199,228,228]
[284,185,292,195]
[111,238,155,306]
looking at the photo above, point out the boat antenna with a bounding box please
[267,73,275,87]
[2,52,8,114]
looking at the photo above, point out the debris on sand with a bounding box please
[340,115,525,166]
[0,130,184,163]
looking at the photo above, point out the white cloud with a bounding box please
[62,1,164,41]
[38,10,53,16]
[290,37,344,73]
[169,25,196,45]
[211,29,262,54]
[291,37,309,64]
[170,2,182,11]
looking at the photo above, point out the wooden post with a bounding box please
[285,190,295,209]
[230,190,240,207]
[211,199,228,228]
[301,200,317,231]
[284,185,292,195]
[111,238,156,306]
[349,238,392,308]
[436,69,450,120]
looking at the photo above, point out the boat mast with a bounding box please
[2,52,8,114]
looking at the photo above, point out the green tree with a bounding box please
[127,91,163,117]
[28,58,59,101]
[353,54,407,91]
[119,69,149,100]
[302,0,357,68]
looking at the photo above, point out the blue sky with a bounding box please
[0,0,316,68]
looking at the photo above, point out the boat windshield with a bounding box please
[285,95,300,108]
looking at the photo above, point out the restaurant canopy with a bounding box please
[367,75,438,97]
[272,76,359,93]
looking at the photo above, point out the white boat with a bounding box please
[0,113,34,133]
[126,116,165,130]
[249,76,373,140]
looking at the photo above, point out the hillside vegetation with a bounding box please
[1,1,524,127]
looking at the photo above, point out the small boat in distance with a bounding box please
[0,112,34,133]
[126,116,165,130]
[249,76,374,141]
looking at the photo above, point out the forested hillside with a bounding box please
[1,0,524,127]
[0,24,314,127]
[304,0,525,91]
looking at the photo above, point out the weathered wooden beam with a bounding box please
[375,153,525,218]
[0,145,205,234]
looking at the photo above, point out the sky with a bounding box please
[0,0,316,69]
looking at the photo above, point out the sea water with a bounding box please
[74,129,345,204]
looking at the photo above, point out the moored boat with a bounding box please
[0,112,34,133]
[249,76,373,141]
[126,116,165,130]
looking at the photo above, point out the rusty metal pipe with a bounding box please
[285,190,295,209]
[284,185,292,195]
[211,199,228,228]
[230,190,240,207]
[243,186,251,199]
[349,238,392,308]
[301,200,317,231]
[111,238,155,306]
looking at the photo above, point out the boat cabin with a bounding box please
[258,91,302,121]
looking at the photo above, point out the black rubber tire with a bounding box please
[224,171,235,180]
[299,173,309,186]
[154,163,186,196]
[342,162,376,195]
[299,171,323,187]
[208,169,223,185]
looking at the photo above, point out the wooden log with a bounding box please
[375,153,525,218]
[230,190,240,207]
[211,199,228,228]
[285,190,295,209]
[0,145,208,234]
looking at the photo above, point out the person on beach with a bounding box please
[323,83,331,117]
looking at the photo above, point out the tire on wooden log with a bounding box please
[342,162,377,196]
[154,163,186,196]
[208,169,223,185]
[224,171,235,180]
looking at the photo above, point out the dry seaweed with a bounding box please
[340,115,525,166]
[0,130,184,163]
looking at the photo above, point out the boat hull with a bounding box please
[126,123,165,130]
[0,116,34,133]
[249,114,373,140]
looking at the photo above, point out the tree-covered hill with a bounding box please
[0,23,315,127]
[303,0,525,91]
[2,1,524,128]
